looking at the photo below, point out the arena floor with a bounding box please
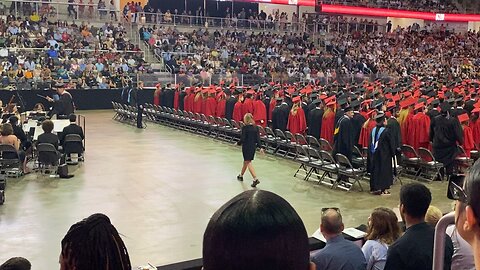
[0,110,454,268]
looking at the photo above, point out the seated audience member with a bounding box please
[203,190,314,270]
[0,257,31,270]
[9,116,30,151]
[425,205,443,227]
[60,114,84,145]
[37,120,59,150]
[32,103,45,112]
[60,213,131,270]
[311,208,367,270]
[453,160,480,269]
[0,123,27,173]
[384,183,453,270]
[362,207,401,270]
[446,224,475,270]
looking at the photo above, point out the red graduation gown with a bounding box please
[287,108,307,135]
[470,119,480,149]
[233,102,243,122]
[205,97,217,116]
[463,125,474,157]
[216,99,226,118]
[201,98,207,115]
[358,120,376,148]
[321,111,335,145]
[242,98,255,117]
[154,94,160,106]
[411,112,431,150]
[173,91,179,110]
[253,100,267,127]
[193,96,202,114]
[184,93,194,112]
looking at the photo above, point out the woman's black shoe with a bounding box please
[237,175,243,181]
[251,179,260,188]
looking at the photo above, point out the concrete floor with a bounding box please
[0,110,454,268]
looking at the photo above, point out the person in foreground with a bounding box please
[0,257,31,270]
[236,113,264,188]
[384,183,453,270]
[311,208,366,270]
[203,190,315,270]
[453,159,480,269]
[362,207,401,270]
[60,213,131,270]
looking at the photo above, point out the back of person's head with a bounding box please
[41,120,54,133]
[60,213,131,270]
[400,183,431,219]
[8,116,18,126]
[425,205,443,227]
[321,208,344,235]
[243,113,254,125]
[366,207,400,245]
[0,257,31,270]
[1,123,13,136]
[203,190,311,270]
[69,114,77,123]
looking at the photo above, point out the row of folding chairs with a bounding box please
[112,102,145,127]
[400,144,474,182]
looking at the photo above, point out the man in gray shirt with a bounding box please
[311,208,366,270]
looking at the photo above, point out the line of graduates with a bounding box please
[152,78,480,182]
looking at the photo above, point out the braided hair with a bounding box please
[60,213,131,270]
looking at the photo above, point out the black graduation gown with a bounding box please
[225,96,237,120]
[272,104,289,131]
[307,107,323,139]
[427,109,440,120]
[387,117,402,150]
[335,109,345,125]
[465,100,475,114]
[333,115,354,161]
[263,97,271,122]
[178,91,187,111]
[159,90,166,107]
[451,107,467,117]
[351,112,366,147]
[430,114,464,166]
[367,125,396,192]
[302,102,310,125]
[165,89,175,108]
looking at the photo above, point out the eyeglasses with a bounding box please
[448,181,468,204]
[321,207,340,215]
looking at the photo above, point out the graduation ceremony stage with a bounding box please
[0,110,454,269]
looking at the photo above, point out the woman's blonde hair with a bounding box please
[243,113,255,125]
[425,205,443,227]
[398,108,410,126]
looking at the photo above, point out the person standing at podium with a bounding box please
[46,83,74,119]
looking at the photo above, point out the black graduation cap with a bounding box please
[351,100,361,109]
[373,100,383,109]
[55,82,65,88]
[447,98,455,104]
[311,93,318,99]
[275,97,283,102]
[312,99,323,105]
[440,102,451,112]
[431,99,440,106]
[455,97,464,103]
[444,92,453,98]
[338,98,348,107]
[374,112,385,120]
[344,105,353,112]
[418,97,427,104]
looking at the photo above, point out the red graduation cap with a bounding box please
[246,89,256,95]
[387,101,396,109]
[400,97,416,109]
[414,102,424,111]
[385,93,393,100]
[458,113,470,123]
[320,94,328,100]
[392,95,400,102]
[208,88,216,94]
[293,96,301,103]
[427,97,434,105]
[403,91,412,98]
[472,107,480,113]
[367,110,376,117]
[475,102,480,109]
[325,96,336,104]
[326,100,336,107]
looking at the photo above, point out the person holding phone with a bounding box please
[46,83,74,119]
[236,113,264,188]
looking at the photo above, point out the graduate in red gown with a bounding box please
[215,91,226,118]
[253,96,267,127]
[459,113,474,158]
[173,85,180,110]
[470,108,480,149]
[242,91,255,117]
[204,89,218,117]
[398,98,415,147]
[321,100,336,145]
[358,110,377,149]
[233,95,244,122]
[269,91,279,122]
[287,96,307,135]
[184,88,195,112]
[193,90,203,114]
[154,83,161,106]
[200,90,208,115]
[411,102,431,150]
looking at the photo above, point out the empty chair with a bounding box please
[417,147,444,182]
[63,134,84,163]
[305,148,324,182]
[283,131,297,159]
[0,144,21,176]
[294,134,308,146]
[335,153,365,192]
[293,145,310,179]
[400,144,421,179]
[319,138,333,152]
[352,145,366,168]
[274,129,289,157]
[318,150,339,187]
[306,135,321,150]
[455,145,474,173]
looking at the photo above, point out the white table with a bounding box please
[23,119,70,140]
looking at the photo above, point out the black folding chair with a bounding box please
[335,153,365,192]
[318,150,339,188]
[293,145,311,179]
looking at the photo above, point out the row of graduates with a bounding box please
[152,81,480,160]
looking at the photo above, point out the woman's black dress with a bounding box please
[238,124,262,161]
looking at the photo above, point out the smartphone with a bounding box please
[447,174,465,200]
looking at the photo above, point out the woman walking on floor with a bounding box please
[237,113,264,188]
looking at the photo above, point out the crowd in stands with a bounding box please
[321,0,460,13]
[140,21,479,85]
[0,15,145,89]
[3,177,480,270]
